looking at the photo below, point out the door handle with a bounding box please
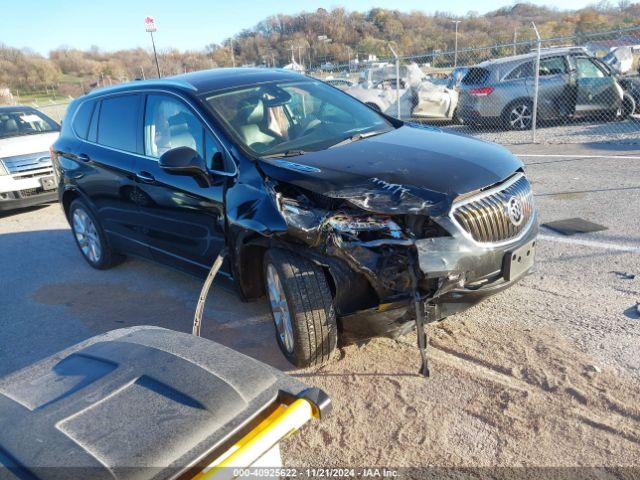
[77,153,91,162]
[136,171,156,183]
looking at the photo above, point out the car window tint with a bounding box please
[505,62,533,80]
[97,95,141,152]
[575,57,606,79]
[539,57,567,76]
[72,100,95,139]
[87,101,100,142]
[144,95,204,159]
[462,67,490,85]
[205,133,225,171]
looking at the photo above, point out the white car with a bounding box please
[0,106,60,211]
[346,63,459,121]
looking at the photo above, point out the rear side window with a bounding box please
[505,62,533,80]
[462,68,489,85]
[97,95,141,152]
[72,100,95,139]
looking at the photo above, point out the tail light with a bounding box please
[469,86,494,96]
[49,145,55,160]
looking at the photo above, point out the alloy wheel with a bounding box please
[509,104,532,130]
[72,208,102,264]
[266,264,294,354]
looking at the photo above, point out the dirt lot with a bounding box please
[1,144,639,474]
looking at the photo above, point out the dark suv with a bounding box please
[53,68,538,367]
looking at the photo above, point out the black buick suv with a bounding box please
[53,68,538,367]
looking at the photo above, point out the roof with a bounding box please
[475,47,588,68]
[85,68,309,98]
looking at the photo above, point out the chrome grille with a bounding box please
[1,152,51,174]
[451,174,535,244]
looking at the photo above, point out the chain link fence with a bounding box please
[31,101,71,124]
[308,26,640,145]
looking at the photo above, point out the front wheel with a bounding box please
[264,248,337,368]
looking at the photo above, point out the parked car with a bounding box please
[0,105,60,210]
[457,47,633,130]
[325,78,355,90]
[53,68,538,367]
[346,63,459,120]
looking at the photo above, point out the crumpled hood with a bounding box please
[258,124,522,215]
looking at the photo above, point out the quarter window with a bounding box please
[97,95,141,152]
[72,100,95,139]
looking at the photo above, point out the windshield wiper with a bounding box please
[329,129,389,148]
[261,149,307,159]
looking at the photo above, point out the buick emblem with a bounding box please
[506,196,524,226]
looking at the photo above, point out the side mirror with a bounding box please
[159,147,211,187]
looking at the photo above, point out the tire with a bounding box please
[263,248,337,368]
[365,102,382,112]
[620,92,636,119]
[69,199,124,270]
[502,99,533,131]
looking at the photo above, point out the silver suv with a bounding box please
[458,47,630,130]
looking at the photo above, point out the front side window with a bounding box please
[0,108,60,139]
[144,95,204,159]
[575,57,606,79]
[206,80,392,156]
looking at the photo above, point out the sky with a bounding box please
[1,0,600,55]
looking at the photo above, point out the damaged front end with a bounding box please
[265,169,538,346]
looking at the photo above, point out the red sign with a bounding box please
[144,16,157,32]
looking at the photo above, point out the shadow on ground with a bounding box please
[0,229,291,377]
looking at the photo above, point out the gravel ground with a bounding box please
[438,117,640,145]
[1,144,639,474]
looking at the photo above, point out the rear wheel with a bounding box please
[69,199,124,269]
[264,248,337,368]
[503,100,533,130]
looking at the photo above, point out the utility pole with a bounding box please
[230,40,236,68]
[513,27,518,56]
[144,17,161,78]
[531,22,542,142]
[451,20,461,68]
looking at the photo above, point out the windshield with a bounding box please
[205,80,393,156]
[0,109,60,139]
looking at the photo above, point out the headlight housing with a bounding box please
[327,214,402,239]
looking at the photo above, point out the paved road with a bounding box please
[1,143,639,467]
